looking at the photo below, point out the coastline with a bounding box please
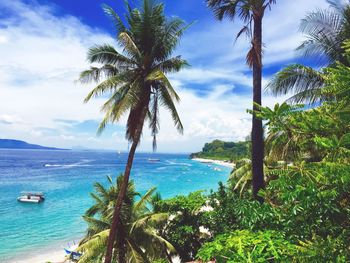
[2,152,231,263]
[4,238,82,263]
[191,158,235,168]
[6,248,67,263]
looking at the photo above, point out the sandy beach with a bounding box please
[7,248,67,263]
[192,158,235,168]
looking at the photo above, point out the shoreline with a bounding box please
[6,248,67,263]
[3,157,229,263]
[4,238,82,263]
[191,158,235,168]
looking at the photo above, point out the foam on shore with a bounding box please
[191,158,235,168]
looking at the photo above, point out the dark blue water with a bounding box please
[0,149,231,261]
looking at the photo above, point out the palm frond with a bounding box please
[158,86,183,134]
[118,32,141,61]
[102,4,127,33]
[78,230,109,263]
[126,238,151,263]
[147,70,181,102]
[266,64,325,104]
[149,91,160,151]
[154,56,188,74]
[130,212,168,234]
[84,74,128,103]
[133,187,157,213]
[88,44,135,66]
[206,0,240,21]
[79,65,119,84]
[297,4,348,65]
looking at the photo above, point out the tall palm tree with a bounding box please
[79,1,188,262]
[77,175,174,262]
[267,0,350,104]
[206,0,276,201]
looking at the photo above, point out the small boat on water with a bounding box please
[64,241,82,261]
[17,192,45,203]
[148,158,160,162]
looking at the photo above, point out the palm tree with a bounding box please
[267,0,350,104]
[79,1,188,262]
[206,0,276,201]
[77,175,174,262]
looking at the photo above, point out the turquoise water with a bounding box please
[0,149,231,261]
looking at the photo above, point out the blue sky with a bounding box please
[0,0,332,152]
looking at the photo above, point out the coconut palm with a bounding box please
[267,0,350,104]
[229,159,285,197]
[206,0,276,201]
[79,1,188,262]
[253,102,305,162]
[77,175,174,263]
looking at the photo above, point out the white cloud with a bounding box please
[0,0,330,152]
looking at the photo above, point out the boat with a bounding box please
[17,192,45,203]
[64,241,82,261]
[148,158,160,162]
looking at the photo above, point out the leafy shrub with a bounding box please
[155,191,208,261]
[191,139,250,161]
[197,230,299,262]
[299,235,350,262]
[202,182,240,235]
[232,163,350,242]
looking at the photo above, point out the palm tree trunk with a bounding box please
[251,14,265,202]
[104,105,149,263]
[117,223,127,263]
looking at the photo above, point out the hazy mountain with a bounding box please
[0,139,67,150]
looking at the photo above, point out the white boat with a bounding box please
[17,192,45,203]
[148,158,160,162]
[64,241,82,260]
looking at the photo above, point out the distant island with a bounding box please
[190,139,250,162]
[0,139,67,150]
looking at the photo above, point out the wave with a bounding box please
[44,164,62,167]
[165,160,192,167]
[44,160,92,168]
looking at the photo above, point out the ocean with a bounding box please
[0,149,231,261]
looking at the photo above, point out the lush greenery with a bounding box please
[191,139,250,161]
[80,0,187,261]
[197,230,299,262]
[153,191,207,262]
[78,0,350,262]
[77,175,173,263]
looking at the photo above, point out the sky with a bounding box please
[0,0,332,153]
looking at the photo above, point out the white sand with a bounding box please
[192,158,235,168]
[6,249,67,263]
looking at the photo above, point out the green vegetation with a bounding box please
[207,0,276,201]
[191,140,250,161]
[79,0,187,261]
[78,0,350,262]
[78,175,173,262]
[197,230,299,262]
[154,191,207,262]
[267,0,350,104]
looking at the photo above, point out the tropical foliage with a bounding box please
[197,230,299,262]
[153,191,208,262]
[79,0,188,261]
[195,11,350,262]
[77,175,174,263]
[190,140,250,161]
[267,0,350,104]
[78,0,350,262]
[206,0,276,201]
